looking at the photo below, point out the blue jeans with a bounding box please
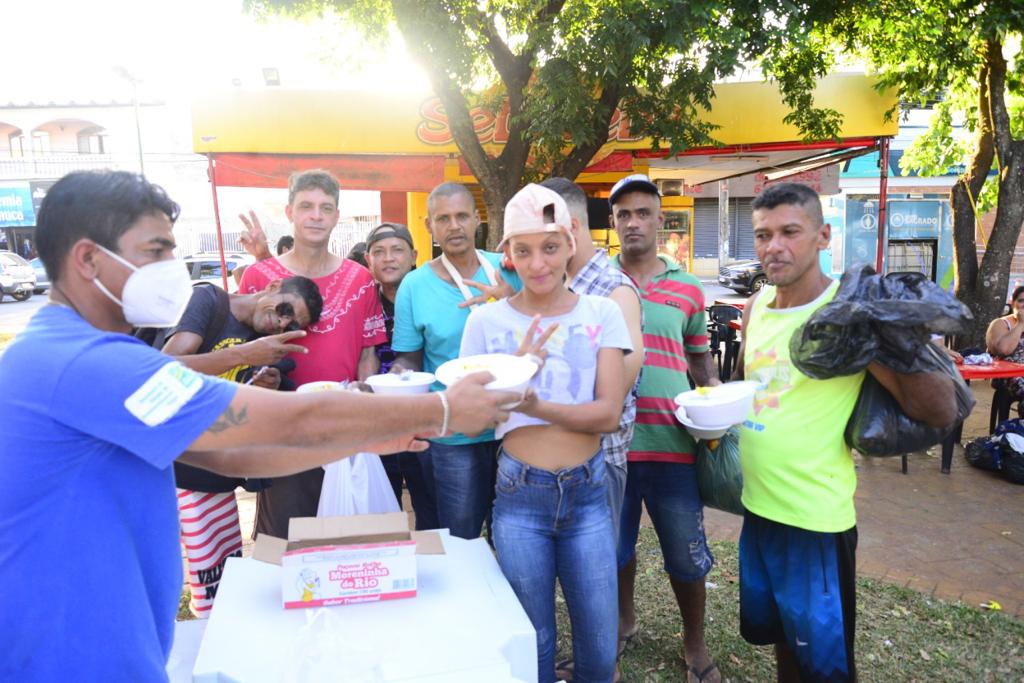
[494,449,618,683]
[617,461,713,581]
[380,450,438,531]
[429,440,498,540]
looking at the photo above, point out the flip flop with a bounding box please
[617,626,638,658]
[687,663,721,683]
[556,629,638,681]
[554,661,622,683]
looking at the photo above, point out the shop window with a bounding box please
[657,210,693,271]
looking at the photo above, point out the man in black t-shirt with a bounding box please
[365,223,439,530]
[161,276,322,617]
[163,277,322,386]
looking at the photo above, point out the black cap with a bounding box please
[365,223,415,249]
[608,173,660,208]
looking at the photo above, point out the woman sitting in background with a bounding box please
[986,285,1024,406]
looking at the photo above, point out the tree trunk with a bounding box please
[480,174,516,252]
[962,142,1024,346]
[951,45,1007,349]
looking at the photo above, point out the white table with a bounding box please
[190,531,537,682]
[167,619,206,683]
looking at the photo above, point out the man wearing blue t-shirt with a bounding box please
[391,182,521,540]
[0,171,516,682]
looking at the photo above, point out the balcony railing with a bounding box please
[0,153,139,180]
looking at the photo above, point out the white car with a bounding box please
[182,253,255,293]
[0,251,37,302]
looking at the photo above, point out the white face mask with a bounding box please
[93,245,193,328]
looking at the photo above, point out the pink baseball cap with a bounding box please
[498,183,576,253]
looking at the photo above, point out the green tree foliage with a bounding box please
[816,1,1024,345]
[249,0,842,247]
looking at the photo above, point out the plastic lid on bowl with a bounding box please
[435,353,539,391]
[365,372,435,389]
[296,381,346,393]
[674,380,758,408]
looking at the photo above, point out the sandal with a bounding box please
[555,662,622,682]
[686,663,721,683]
[555,628,637,681]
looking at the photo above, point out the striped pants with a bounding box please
[177,489,243,618]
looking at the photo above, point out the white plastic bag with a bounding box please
[317,452,400,517]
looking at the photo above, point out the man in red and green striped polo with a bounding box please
[611,174,722,683]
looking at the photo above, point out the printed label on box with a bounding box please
[281,541,418,609]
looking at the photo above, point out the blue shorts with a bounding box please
[616,461,713,581]
[740,511,858,682]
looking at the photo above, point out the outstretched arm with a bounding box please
[163,330,308,376]
[184,373,518,475]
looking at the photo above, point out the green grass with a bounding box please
[178,528,1024,681]
[555,529,1024,682]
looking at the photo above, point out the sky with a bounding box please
[1,0,432,104]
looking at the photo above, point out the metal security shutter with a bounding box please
[693,199,719,258]
[732,198,755,260]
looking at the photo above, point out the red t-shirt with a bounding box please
[239,257,387,386]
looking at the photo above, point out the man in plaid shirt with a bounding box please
[541,177,644,544]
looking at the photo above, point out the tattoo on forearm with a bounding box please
[208,405,248,433]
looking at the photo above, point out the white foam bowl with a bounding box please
[365,371,436,395]
[296,381,346,394]
[674,407,733,440]
[435,353,539,399]
[674,380,758,427]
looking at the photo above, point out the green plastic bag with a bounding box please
[695,426,744,515]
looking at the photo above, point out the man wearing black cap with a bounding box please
[610,174,722,683]
[365,222,439,530]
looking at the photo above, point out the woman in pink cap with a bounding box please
[460,183,633,682]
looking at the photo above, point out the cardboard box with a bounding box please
[252,512,445,609]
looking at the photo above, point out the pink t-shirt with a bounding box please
[239,257,387,385]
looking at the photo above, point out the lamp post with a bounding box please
[113,66,145,176]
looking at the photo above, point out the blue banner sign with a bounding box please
[0,182,36,228]
[887,200,941,238]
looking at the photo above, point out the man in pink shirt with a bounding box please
[239,170,387,537]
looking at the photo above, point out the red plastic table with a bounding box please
[938,360,1024,474]
[956,359,1024,381]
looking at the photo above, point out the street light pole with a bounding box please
[113,66,145,176]
[131,78,144,176]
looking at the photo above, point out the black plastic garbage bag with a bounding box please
[844,344,976,456]
[696,427,744,515]
[993,419,1024,484]
[964,436,1003,472]
[1002,449,1024,485]
[791,265,972,379]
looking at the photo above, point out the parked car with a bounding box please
[0,251,37,302]
[29,257,50,294]
[183,253,255,293]
[718,260,768,294]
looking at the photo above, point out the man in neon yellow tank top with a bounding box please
[735,182,957,682]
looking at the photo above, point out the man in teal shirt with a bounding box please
[391,182,520,539]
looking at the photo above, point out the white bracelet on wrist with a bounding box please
[436,391,450,437]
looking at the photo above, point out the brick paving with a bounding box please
[206,383,1023,620]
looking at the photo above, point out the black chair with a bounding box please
[990,381,1020,433]
[707,305,743,381]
